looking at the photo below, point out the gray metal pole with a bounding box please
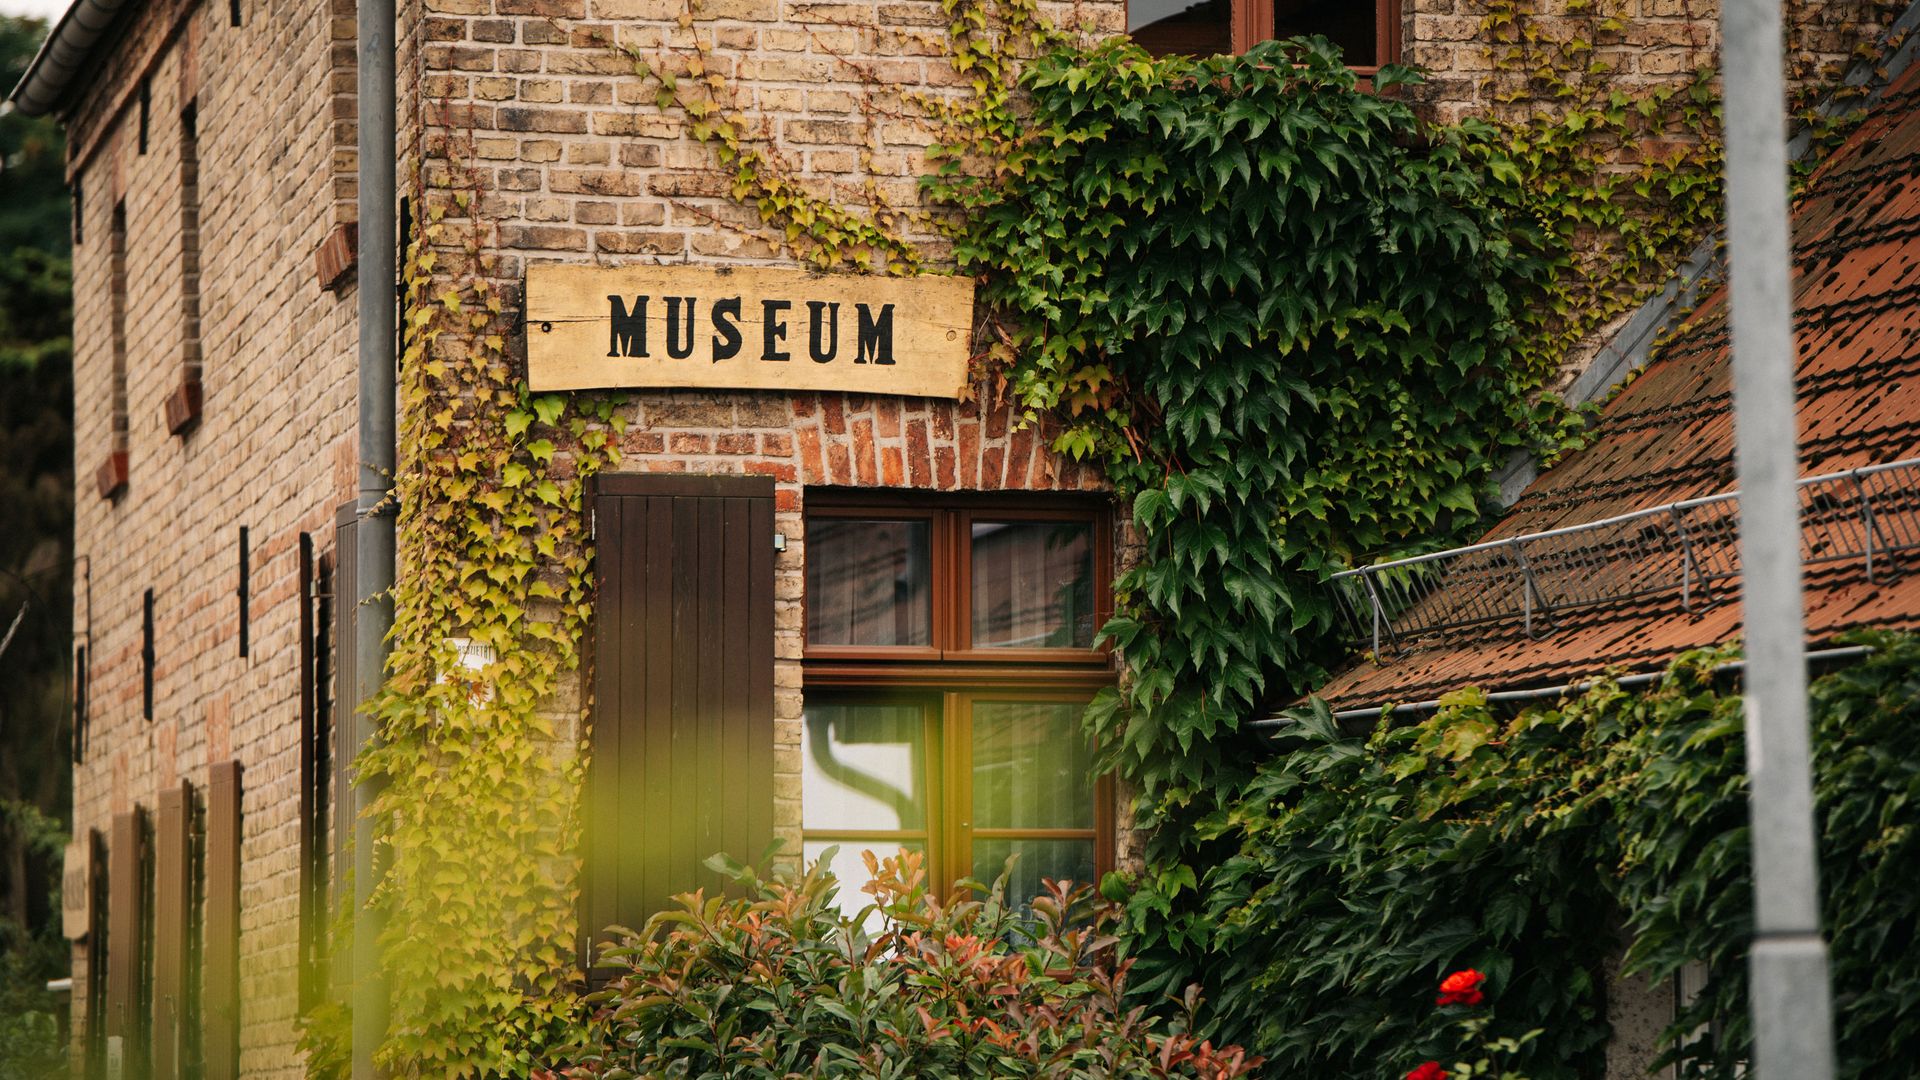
[353,0,397,1070]
[1720,1,1836,1076]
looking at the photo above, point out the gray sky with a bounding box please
[1,0,69,22]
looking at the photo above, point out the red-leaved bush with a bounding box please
[542,849,1259,1079]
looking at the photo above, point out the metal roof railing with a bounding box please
[1330,457,1920,660]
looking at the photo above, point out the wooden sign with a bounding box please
[62,839,91,940]
[524,264,976,396]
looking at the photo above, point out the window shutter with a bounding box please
[152,780,192,1080]
[106,808,149,1077]
[583,475,776,958]
[203,761,241,1080]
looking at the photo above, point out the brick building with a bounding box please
[9,0,1906,1075]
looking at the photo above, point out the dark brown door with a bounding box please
[105,808,148,1078]
[203,761,241,1080]
[582,474,776,958]
[152,780,194,1080]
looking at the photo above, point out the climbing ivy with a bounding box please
[1137,633,1920,1079]
[925,37,1573,797]
[300,162,622,1075]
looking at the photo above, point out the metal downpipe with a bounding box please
[352,0,397,1070]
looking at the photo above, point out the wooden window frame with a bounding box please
[801,491,1117,899]
[1230,0,1402,77]
[801,492,1114,669]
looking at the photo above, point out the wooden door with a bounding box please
[582,474,776,958]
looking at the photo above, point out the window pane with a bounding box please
[802,701,927,831]
[970,521,1095,648]
[970,700,1094,830]
[1274,0,1378,65]
[803,839,924,925]
[806,518,931,647]
[1129,0,1230,57]
[971,838,1097,907]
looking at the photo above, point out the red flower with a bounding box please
[1406,1062,1447,1080]
[1435,969,1486,1007]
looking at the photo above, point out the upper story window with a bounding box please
[1130,0,1399,73]
[805,504,1104,661]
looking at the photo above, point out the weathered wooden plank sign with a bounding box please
[524,264,976,396]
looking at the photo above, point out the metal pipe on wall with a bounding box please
[1720,0,1837,1075]
[352,0,398,1070]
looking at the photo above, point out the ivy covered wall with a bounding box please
[297,0,1920,1075]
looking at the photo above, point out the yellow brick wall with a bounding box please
[64,0,360,1072]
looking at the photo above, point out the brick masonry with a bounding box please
[1402,0,1905,126]
[62,0,360,1073]
[52,0,1908,1073]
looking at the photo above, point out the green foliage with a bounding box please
[0,932,66,1080]
[0,18,71,1078]
[1406,969,1543,1080]
[0,799,66,1079]
[927,37,1570,796]
[1618,635,1920,1080]
[299,179,620,1076]
[547,850,1257,1079]
[0,16,73,257]
[1125,634,1920,1079]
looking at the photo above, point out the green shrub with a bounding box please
[545,850,1257,1080]
[1123,631,1920,1079]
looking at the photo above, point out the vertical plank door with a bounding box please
[152,780,193,1080]
[105,807,147,1078]
[582,474,776,962]
[203,761,241,1080]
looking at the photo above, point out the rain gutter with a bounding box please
[7,0,135,117]
[1251,644,1875,726]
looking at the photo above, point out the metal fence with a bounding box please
[1330,457,1920,659]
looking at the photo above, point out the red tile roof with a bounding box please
[1313,65,1920,712]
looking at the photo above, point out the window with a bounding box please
[98,201,129,501]
[802,496,1114,915]
[297,532,333,1008]
[168,100,204,437]
[142,589,154,722]
[1129,0,1399,71]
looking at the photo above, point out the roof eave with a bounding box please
[8,0,137,118]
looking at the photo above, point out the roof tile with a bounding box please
[1315,71,1920,712]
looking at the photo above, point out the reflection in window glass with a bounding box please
[807,519,931,647]
[970,521,1094,649]
[1128,0,1229,56]
[970,838,1097,909]
[802,701,927,831]
[1274,0,1378,65]
[971,701,1094,830]
[803,839,925,925]
[1127,0,1380,63]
